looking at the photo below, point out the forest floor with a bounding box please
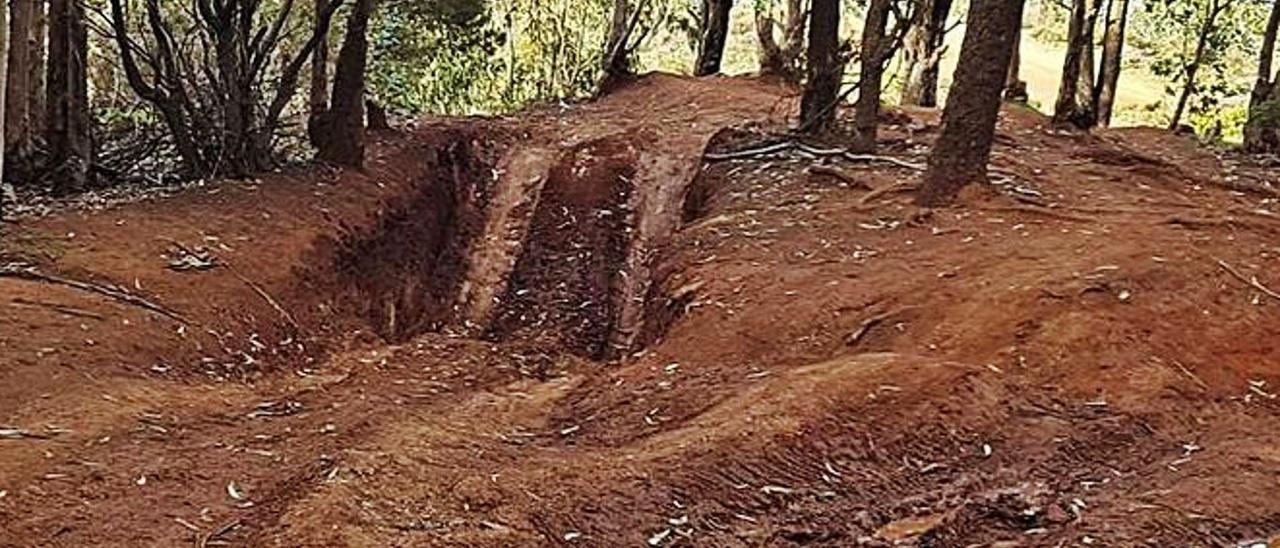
[3,74,1280,547]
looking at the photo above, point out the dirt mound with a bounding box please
[5,75,1280,547]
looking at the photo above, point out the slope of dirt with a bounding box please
[4,76,1280,547]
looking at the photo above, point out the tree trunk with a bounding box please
[1093,0,1127,126]
[799,0,840,133]
[1245,0,1280,151]
[28,0,44,140]
[308,0,331,148]
[6,0,33,163]
[1073,0,1102,125]
[1052,0,1092,128]
[601,0,634,89]
[45,0,90,194]
[1004,18,1027,101]
[0,0,9,217]
[851,0,891,151]
[917,0,1025,206]
[900,0,953,107]
[366,98,389,130]
[694,0,732,76]
[756,0,806,82]
[1169,0,1226,131]
[315,0,373,167]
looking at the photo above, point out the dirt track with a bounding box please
[3,75,1280,546]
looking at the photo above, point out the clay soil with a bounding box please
[3,75,1280,547]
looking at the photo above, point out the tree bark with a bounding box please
[1004,18,1027,102]
[46,0,90,194]
[756,0,806,82]
[1075,0,1100,120]
[28,0,44,139]
[0,0,9,216]
[601,0,635,89]
[6,0,33,161]
[1169,0,1228,131]
[1093,0,1128,126]
[366,98,389,130]
[1052,0,1093,128]
[315,0,373,167]
[900,0,953,107]
[851,0,891,151]
[308,0,331,147]
[1245,0,1280,151]
[799,0,840,133]
[917,0,1025,207]
[694,0,732,76]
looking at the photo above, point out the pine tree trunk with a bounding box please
[1052,0,1091,128]
[900,0,953,107]
[307,0,330,148]
[694,0,732,76]
[315,0,373,167]
[5,0,33,161]
[1246,0,1280,151]
[851,0,891,151]
[1094,0,1128,126]
[799,0,841,133]
[45,0,90,194]
[918,0,1025,206]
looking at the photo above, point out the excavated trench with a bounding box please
[485,136,639,358]
[318,130,493,341]
[315,127,700,359]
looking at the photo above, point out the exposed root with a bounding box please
[0,262,192,324]
[858,182,919,209]
[704,139,926,171]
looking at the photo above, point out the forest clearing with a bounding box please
[4,0,1280,546]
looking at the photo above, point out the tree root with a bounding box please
[704,139,926,171]
[0,262,191,324]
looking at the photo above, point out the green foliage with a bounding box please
[368,0,619,115]
[369,0,504,114]
[1133,0,1266,134]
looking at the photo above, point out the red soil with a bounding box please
[2,75,1280,547]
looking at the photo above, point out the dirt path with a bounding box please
[4,76,1280,547]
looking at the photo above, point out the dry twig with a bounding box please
[224,263,302,332]
[1215,258,1280,302]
